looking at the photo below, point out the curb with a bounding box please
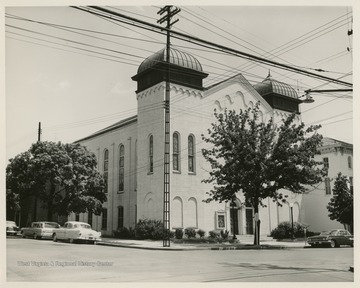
[97,241,306,251]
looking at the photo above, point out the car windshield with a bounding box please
[74,224,91,229]
[44,223,60,228]
[320,230,338,236]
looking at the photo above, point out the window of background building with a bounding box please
[173,132,180,171]
[188,134,195,173]
[348,156,352,169]
[349,176,353,191]
[149,135,153,173]
[119,144,124,192]
[325,177,331,195]
[88,211,93,227]
[118,206,124,229]
[323,157,329,169]
[75,214,79,221]
[104,149,109,193]
[102,208,107,230]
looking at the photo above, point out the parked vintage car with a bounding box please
[52,221,101,244]
[21,222,61,239]
[6,221,19,236]
[307,229,353,248]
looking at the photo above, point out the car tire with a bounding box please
[69,238,74,244]
[33,233,38,240]
[53,233,57,242]
[330,240,337,248]
[21,232,25,238]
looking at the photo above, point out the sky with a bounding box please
[2,1,356,164]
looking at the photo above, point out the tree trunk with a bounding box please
[47,183,55,221]
[253,205,260,246]
[33,196,38,222]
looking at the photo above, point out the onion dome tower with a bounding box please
[131,47,208,93]
[254,72,302,113]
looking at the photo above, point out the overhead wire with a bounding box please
[7,7,352,147]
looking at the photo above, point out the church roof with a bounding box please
[74,115,137,143]
[137,47,203,74]
[254,73,299,99]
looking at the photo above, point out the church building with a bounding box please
[72,47,305,237]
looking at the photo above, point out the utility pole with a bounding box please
[33,121,41,222]
[157,5,181,247]
[38,122,42,142]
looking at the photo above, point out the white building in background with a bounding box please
[301,137,353,232]
[71,47,305,237]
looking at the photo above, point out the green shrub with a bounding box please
[134,219,164,240]
[197,229,206,238]
[184,227,196,238]
[209,230,220,239]
[270,221,316,239]
[220,230,229,240]
[175,228,183,239]
[113,227,135,239]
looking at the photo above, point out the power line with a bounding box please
[74,6,352,88]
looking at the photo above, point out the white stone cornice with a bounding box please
[136,82,204,100]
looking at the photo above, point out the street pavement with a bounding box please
[6,237,354,282]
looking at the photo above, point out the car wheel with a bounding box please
[330,240,337,248]
[21,232,25,238]
[33,233,38,240]
[53,233,57,242]
[69,238,74,244]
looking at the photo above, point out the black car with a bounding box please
[307,229,353,248]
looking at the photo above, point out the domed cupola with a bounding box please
[132,47,208,93]
[254,72,302,113]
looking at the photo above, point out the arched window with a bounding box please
[172,197,183,228]
[188,197,198,228]
[348,156,352,169]
[188,134,195,173]
[103,149,109,193]
[149,135,153,173]
[173,132,180,171]
[119,144,124,192]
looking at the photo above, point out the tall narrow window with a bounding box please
[102,208,107,230]
[75,214,80,221]
[325,177,331,195]
[348,156,352,169]
[118,206,124,229]
[88,211,93,227]
[104,149,109,193]
[173,132,180,171]
[149,135,153,173]
[188,135,195,173]
[323,157,329,169]
[349,177,353,192]
[119,144,124,192]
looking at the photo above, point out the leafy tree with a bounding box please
[327,173,353,232]
[6,141,106,221]
[6,189,20,220]
[202,102,325,245]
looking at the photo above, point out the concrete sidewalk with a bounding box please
[96,237,309,251]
